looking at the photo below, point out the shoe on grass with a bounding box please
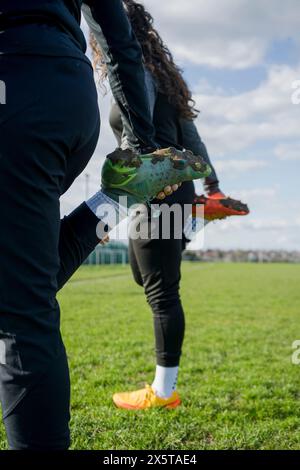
[113,384,181,410]
[101,147,211,207]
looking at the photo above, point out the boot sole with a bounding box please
[106,147,209,175]
[113,396,181,410]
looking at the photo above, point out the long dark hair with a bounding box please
[90,0,199,120]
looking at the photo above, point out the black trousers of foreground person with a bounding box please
[0,54,103,450]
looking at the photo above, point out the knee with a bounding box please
[144,275,181,312]
[132,269,144,287]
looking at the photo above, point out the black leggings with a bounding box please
[0,55,103,450]
[129,226,186,368]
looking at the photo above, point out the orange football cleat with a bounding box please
[193,194,249,221]
[113,384,181,410]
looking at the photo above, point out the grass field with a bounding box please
[1,262,300,450]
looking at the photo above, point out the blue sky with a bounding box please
[61,0,300,251]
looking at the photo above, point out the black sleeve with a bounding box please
[83,0,157,151]
[180,118,220,193]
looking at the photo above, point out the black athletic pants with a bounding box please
[129,213,187,368]
[0,55,103,450]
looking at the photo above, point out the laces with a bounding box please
[144,384,155,401]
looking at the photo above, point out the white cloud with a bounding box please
[214,159,267,174]
[275,142,300,161]
[218,217,300,232]
[193,64,300,155]
[229,188,277,200]
[144,0,300,69]
[171,37,264,69]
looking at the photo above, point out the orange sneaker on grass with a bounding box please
[193,192,249,222]
[113,385,181,410]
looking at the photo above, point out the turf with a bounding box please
[1,262,300,450]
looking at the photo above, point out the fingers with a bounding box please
[172,183,182,190]
[156,182,183,199]
[100,235,110,246]
[157,191,166,200]
[164,185,172,195]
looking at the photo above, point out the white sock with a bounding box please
[86,190,128,236]
[152,365,179,399]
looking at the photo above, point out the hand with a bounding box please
[100,235,110,246]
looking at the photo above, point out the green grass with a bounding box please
[1,262,300,450]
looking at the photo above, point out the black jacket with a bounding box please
[0,0,156,150]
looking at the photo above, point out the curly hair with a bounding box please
[90,0,199,120]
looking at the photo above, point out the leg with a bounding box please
[0,98,70,449]
[57,204,101,289]
[3,352,71,450]
[113,229,185,408]
[131,236,185,368]
[57,123,102,290]
[128,239,143,287]
[0,55,100,449]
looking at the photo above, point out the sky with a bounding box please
[60,0,300,251]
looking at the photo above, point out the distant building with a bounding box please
[84,243,300,265]
[182,250,300,263]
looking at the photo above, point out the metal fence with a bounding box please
[84,242,129,265]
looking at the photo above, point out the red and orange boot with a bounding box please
[193,191,249,221]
